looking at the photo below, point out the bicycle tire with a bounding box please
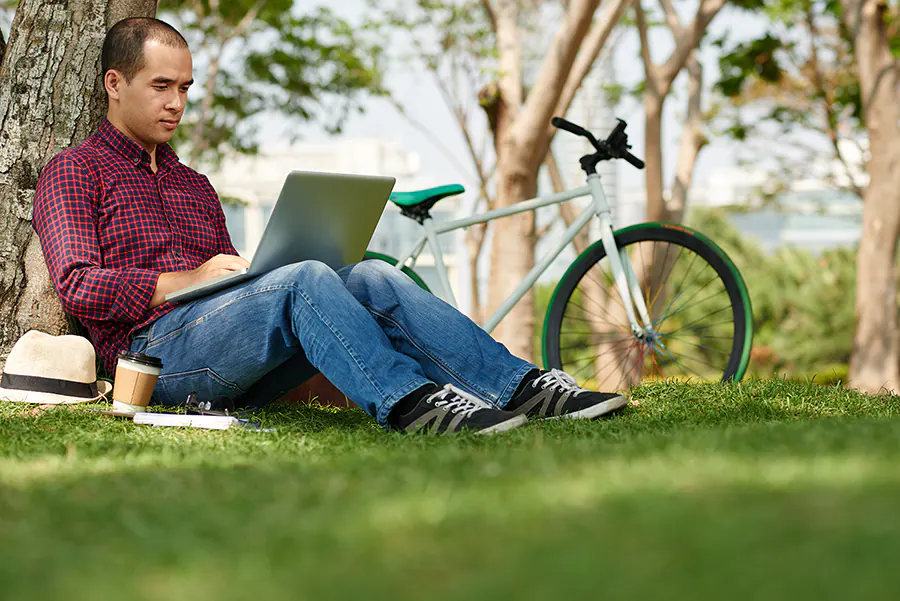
[542,223,753,390]
[362,251,432,292]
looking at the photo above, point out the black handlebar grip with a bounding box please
[610,119,627,137]
[551,117,589,137]
[624,151,645,170]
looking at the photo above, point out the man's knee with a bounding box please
[350,259,413,285]
[272,260,337,284]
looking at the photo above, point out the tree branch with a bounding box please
[480,0,497,32]
[658,0,725,89]
[223,0,264,43]
[634,1,655,74]
[516,0,602,147]
[658,0,683,37]
[547,0,630,141]
[805,3,865,199]
[390,99,476,183]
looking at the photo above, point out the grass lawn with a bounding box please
[2,378,900,600]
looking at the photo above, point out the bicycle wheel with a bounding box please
[542,223,753,392]
[362,251,431,292]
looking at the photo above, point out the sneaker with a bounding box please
[391,384,527,435]
[504,369,627,420]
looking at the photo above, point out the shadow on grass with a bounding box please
[2,454,900,601]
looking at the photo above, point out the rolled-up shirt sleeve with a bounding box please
[32,154,160,324]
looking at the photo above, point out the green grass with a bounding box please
[2,378,900,600]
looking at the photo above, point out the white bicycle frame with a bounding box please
[389,173,654,336]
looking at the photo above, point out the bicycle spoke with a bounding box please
[549,231,746,392]
[654,272,720,326]
[655,284,728,326]
[565,297,631,332]
[660,308,734,339]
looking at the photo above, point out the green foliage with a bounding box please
[158,0,385,167]
[717,33,786,98]
[711,0,867,196]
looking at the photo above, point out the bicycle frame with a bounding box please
[390,173,654,336]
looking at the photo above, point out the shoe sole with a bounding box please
[476,414,528,435]
[544,394,628,421]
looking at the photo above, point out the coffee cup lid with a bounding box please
[118,350,163,368]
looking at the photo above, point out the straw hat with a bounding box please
[0,330,112,404]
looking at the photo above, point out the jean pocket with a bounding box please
[155,367,245,406]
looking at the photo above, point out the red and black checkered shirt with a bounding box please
[32,119,238,374]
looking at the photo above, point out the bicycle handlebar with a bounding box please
[624,152,644,169]
[551,117,590,138]
[552,116,645,170]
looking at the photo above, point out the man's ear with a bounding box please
[104,70,123,101]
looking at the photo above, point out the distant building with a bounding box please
[205,138,467,304]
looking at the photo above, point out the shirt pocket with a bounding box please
[166,189,222,257]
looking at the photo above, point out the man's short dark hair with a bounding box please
[101,18,188,82]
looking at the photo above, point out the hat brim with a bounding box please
[0,379,112,405]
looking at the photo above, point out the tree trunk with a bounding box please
[842,0,900,393]
[0,0,157,368]
[488,127,538,361]
[667,54,705,222]
[643,95,666,223]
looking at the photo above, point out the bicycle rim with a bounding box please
[544,225,751,392]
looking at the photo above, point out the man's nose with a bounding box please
[166,91,185,112]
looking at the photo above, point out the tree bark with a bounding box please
[485,0,609,362]
[0,0,157,368]
[841,0,900,393]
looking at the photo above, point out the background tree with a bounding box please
[0,0,158,369]
[375,0,499,323]
[713,0,900,393]
[838,0,900,393]
[381,0,628,361]
[635,0,726,224]
[714,0,867,200]
[158,0,385,169]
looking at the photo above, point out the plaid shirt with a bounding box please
[32,119,238,374]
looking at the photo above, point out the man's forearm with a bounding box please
[149,271,193,309]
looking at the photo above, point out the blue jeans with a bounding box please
[129,260,535,427]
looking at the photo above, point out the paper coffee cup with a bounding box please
[112,351,163,414]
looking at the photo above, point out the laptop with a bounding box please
[164,171,396,303]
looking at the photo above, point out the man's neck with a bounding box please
[106,113,158,172]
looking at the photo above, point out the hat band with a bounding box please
[1,373,99,398]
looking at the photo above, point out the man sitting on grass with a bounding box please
[32,17,627,435]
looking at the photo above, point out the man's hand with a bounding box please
[149,254,251,309]
[189,254,251,283]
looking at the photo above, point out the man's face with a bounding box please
[106,39,193,149]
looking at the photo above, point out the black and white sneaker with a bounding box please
[504,369,627,420]
[391,384,527,435]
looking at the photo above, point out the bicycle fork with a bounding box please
[588,176,654,338]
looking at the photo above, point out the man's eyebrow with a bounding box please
[150,77,194,85]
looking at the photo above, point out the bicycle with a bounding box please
[363,117,754,392]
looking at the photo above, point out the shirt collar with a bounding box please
[98,119,180,173]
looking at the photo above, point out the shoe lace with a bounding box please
[531,369,585,396]
[425,384,490,417]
